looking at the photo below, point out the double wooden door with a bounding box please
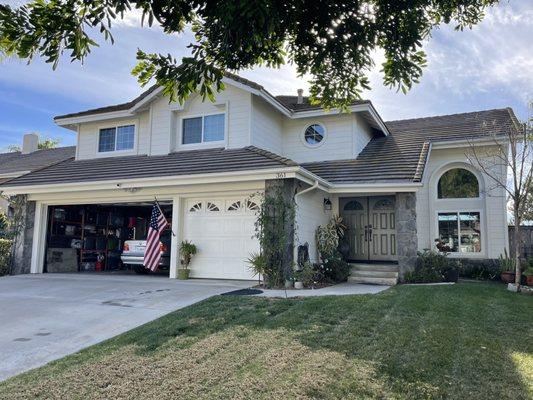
[340,196,397,261]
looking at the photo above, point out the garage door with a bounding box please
[183,197,260,280]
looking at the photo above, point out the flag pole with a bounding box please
[154,196,176,237]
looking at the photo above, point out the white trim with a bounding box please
[96,121,138,155]
[178,111,226,148]
[431,136,509,149]
[0,167,301,195]
[300,122,327,149]
[30,202,48,274]
[169,196,182,279]
[435,209,486,257]
[0,171,28,179]
[54,78,389,136]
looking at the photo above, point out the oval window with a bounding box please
[304,124,325,146]
[438,168,479,199]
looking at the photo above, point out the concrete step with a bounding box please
[349,263,399,273]
[348,276,398,286]
[350,270,398,279]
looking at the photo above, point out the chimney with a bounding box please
[297,88,304,104]
[22,133,39,154]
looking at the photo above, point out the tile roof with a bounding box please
[301,108,518,184]
[1,146,296,187]
[275,96,369,112]
[54,72,371,120]
[0,146,76,176]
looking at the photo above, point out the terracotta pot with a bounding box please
[177,268,190,280]
[526,275,533,286]
[501,271,516,284]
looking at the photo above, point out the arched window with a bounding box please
[438,168,479,199]
[344,200,364,211]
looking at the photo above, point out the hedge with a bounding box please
[0,239,11,276]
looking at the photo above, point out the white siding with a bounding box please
[251,96,283,154]
[416,145,508,259]
[173,85,252,151]
[76,113,149,160]
[281,113,372,163]
[295,188,332,262]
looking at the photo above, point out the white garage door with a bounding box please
[183,197,260,280]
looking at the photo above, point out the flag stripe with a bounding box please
[143,203,168,272]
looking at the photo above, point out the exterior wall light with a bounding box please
[323,198,332,211]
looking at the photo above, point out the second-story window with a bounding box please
[182,114,225,145]
[98,125,135,152]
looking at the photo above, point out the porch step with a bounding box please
[348,263,398,286]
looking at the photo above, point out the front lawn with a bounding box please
[1,282,532,399]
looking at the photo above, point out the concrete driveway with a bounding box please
[0,273,252,381]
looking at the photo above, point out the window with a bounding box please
[182,114,225,145]
[437,212,481,253]
[344,200,364,211]
[303,124,325,146]
[98,125,135,152]
[438,168,479,198]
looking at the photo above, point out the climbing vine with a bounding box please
[252,180,296,288]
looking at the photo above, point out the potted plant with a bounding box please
[523,258,533,286]
[499,250,516,284]
[178,240,197,280]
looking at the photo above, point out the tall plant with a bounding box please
[466,103,533,290]
[253,182,296,288]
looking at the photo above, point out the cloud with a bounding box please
[0,0,531,127]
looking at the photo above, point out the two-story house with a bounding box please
[0,73,516,283]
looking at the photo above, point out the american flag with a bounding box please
[143,202,168,272]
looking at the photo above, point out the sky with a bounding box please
[0,0,532,151]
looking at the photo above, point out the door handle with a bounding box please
[364,225,368,242]
[368,224,373,241]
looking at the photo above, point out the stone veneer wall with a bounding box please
[11,197,35,275]
[264,178,297,280]
[395,192,418,280]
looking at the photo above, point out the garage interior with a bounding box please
[44,202,173,276]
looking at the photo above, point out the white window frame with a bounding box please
[435,209,485,257]
[179,112,227,148]
[300,122,327,149]
[96,122,137,154]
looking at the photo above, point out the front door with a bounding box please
[341,196,397,262]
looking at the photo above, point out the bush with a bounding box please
[0,239,12,276]
[459,259,501,281]
[404,250,458,283]
[320,252,350,283]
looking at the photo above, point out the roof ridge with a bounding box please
[245,146,298,166]
[385,108,513,125]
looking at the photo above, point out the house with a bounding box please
[0,135,75,214]
[0,73,516,282]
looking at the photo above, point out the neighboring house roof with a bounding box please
[0,146,296,187]
[302,108,518,184]
[0,146,76,176]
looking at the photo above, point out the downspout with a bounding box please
[293,180,320,267]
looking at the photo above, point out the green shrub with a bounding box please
[459,260,501,281]
[0,239,12,276]
[404,250,457,283]
[320,252,350,283]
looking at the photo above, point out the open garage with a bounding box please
[36,193,261,280]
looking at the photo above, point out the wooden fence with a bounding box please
[508,226,533,259]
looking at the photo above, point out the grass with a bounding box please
[0,282,531,399]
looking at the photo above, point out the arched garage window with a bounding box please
[437,168,479,199]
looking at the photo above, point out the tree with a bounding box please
[7,137,61,152]
[0,1,499,108]
[466,105,533,290]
